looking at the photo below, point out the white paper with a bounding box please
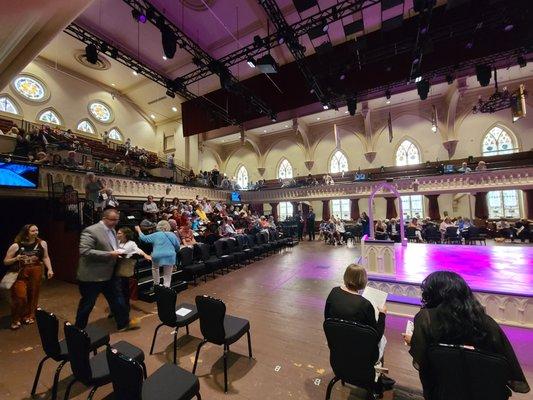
[176,307,192,317]
[362,286,388,320]
[405,320,414,336]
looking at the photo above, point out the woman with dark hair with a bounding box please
[360,211,370,237]
[3,224,54,330]
[404,271,529,398]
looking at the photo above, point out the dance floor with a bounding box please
[368,243,533,297]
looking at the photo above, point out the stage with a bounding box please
[365,243,533,328]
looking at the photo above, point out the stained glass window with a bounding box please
[0,96,18,114]
[38,110,61,125]
[330,150,349,173]
[401,195,424,220]
[331,199,350,220]
[396,139,421,166]
[482,126,517,156]
[278,159,293,179]
[13,75,46,101]
[279,202,293,221]
[77,119,96,134]
[236,165,248,189]
[108,128,122,141]
[487,190,520,219]
[88,101,112,123]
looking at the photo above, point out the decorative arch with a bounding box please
[225,142,260,168]
[236,165,249,189]
[200,144,223,171]
[395,137,422,166]
[367,182,406,245]
[372,111,438,148]
[0,93,22,116]
[481,123,520,156]
[312,125,368,159]
[329,149,349,173]
[37,107,63,126]
[277,158,293,179]
[77,119,97,135]
[263,137,306,162]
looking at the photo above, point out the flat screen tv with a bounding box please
[231,191,241,203]
[443,165,455,174]
[0,162,39,189]
[355,173,367,181]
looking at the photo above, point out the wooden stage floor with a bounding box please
[0,241,531,399]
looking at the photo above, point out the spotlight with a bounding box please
[415,76,422,83]
[85,44,98,64]
[503,22,514,32]
[465,40,474,50]
[131,9,146,23]
[256,54,279,74]
[166,89,175,98]
[277,33,285,45]
[172,106,178,112]
[475,64,492,87]
[192,57,203,67]
[517,55,527,68]
[446,74,454,85]
[416,79,430,100]
[322,19,329,32]
[246,56,256,68]
[161,25,177,59]
[347,96,357,116]
[253,35,264,48]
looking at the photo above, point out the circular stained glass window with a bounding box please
[88,101,113,123]
[13,75,46,101]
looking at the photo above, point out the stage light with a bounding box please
[85,44,98,64]
[247,56,256,68]
[256,54,279,74]
[131,9,146,23]
[146,7,155,21]
[322,19,329,32]
[253,35,264,48]
[517,55,527,68]
[277,33,285,45]
[347,96,357,116]
[161,24,177,59]
[417,79,430,100]
[475,64,492,87]
[339,73,346,80]
[166,89,175,98]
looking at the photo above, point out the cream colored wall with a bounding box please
[264,138,306,179]
[225,146,260,182]
[198,149,219,172]
[311,126,367,172]
[1,61,157,149]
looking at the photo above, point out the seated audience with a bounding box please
[63,151,78,168]
[387,218,400,242]
[409,218,424,241]
[457,161,471,173]
[143,195,160,220]
[375,219,389,240]
[475,160,487,171]
[439,217,455,235]
[403,271,530,398]
[112,160,126,174]
[179,222,197,247]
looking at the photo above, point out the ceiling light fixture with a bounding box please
[132,71,138,76]
[246,56,256,68]
[150,114,156,119]
[172,106,178,112]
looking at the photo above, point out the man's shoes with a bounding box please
[382,375,396,390]
[117,318,140,332]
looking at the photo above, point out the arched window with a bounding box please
[108,128,123,141]
[13,75,47,101]
[77,119,96,134]
[396,139,423,218]
[278,158,293,179]
[236,165,249,189]
[88,101,113,123]
[330,150,349,173]
[278,202,293,221]
[0,95,19,115]
[38,109,61,125]
[396,139,421,166]
[482,126,518,156]
[482,127,520,218]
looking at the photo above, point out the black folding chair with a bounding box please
[214,239,234,272]
[235,234,254,263]
[179,246,206,285]
[195,242,221,278]
[63,323,146,400]
[445,226,462,244]
[192,295,253,393]
[32,308,109,400]
[323,318,382,400]
[149,285,199,364]
[107,346,201,400]
[426,344,512,400]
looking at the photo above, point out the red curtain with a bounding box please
[525,189,533,220]
[269,202,279,222]
[425,194,440,220]
[474,192,489,220]
[249,203,264,216]
[350,198,360,220]
[385,197,397,219]
[322,200,330,221]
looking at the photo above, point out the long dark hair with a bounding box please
[421,271,487,343]
[14,224,39,244]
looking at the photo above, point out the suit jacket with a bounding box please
[77,222,117,282]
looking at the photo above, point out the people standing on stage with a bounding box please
[3,224,54,330]
[307,207,316,241]
[361,211,370,237]
[297,211,304,241]
[74,209,139,331]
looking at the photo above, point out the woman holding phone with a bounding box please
[3,224,54,330]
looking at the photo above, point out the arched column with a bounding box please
[425,194,440,221]
[322,200,330,221]
[269,202,279,222]
[523,189,533,220]
[350,198,360,220]
[291,201,300,217]
[474,192,489,220]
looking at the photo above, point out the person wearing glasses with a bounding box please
[74,209,139,332]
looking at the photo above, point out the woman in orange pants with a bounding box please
[3,224,54,330]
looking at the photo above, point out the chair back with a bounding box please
[427,344,511,400]
[154,285,178,326]
[255,232,265,245]
[106,346,143,400]
[35,308,62,358]
[446,226,459,238]
[196,242,210,261]
[406,227,418,237]
[64,323,93,384]
[468,226,480,236]
[179,246,194,267]
[214,239,226,258]
[234,235,246,250]
[225,238,237,253]
[195,295,226,345]
[323,318,379,388]
[246,234,257,247]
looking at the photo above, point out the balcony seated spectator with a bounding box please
[458,162,471,173]
[63,151,78,168]
[5,127,18,138]
[323,174,335,186]
[167,153,174,169]
[33,151,50,165]
[102,130,109,145]
[475,160,487,171]
[51,154,62,167]
[112,160,126,175]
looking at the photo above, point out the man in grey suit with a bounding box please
[74,209,139,331]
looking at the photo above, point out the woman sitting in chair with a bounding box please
[403,271,529,399]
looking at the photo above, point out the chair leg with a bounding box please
[203,273,207,283]
[197,393,202,400]
[149,323,164,355]
[186,324,190,335]
[31,355,50,395]
[192,340,207,374]
[173,328,178,364]
[63,379,76,400]
[51,360,67,400]
[141,362,148,379]
[325,377,339,400]
[87,386,98,400]
[246,330,253,358]
[223,344,229,393]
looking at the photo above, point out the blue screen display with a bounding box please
[231,191,241,202]
[0,162,39,188]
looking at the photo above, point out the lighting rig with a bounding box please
[122,0,274,121]
[64,23,237,126]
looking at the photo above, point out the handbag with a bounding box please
[0,271,19,290]
[115,257,137,278]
